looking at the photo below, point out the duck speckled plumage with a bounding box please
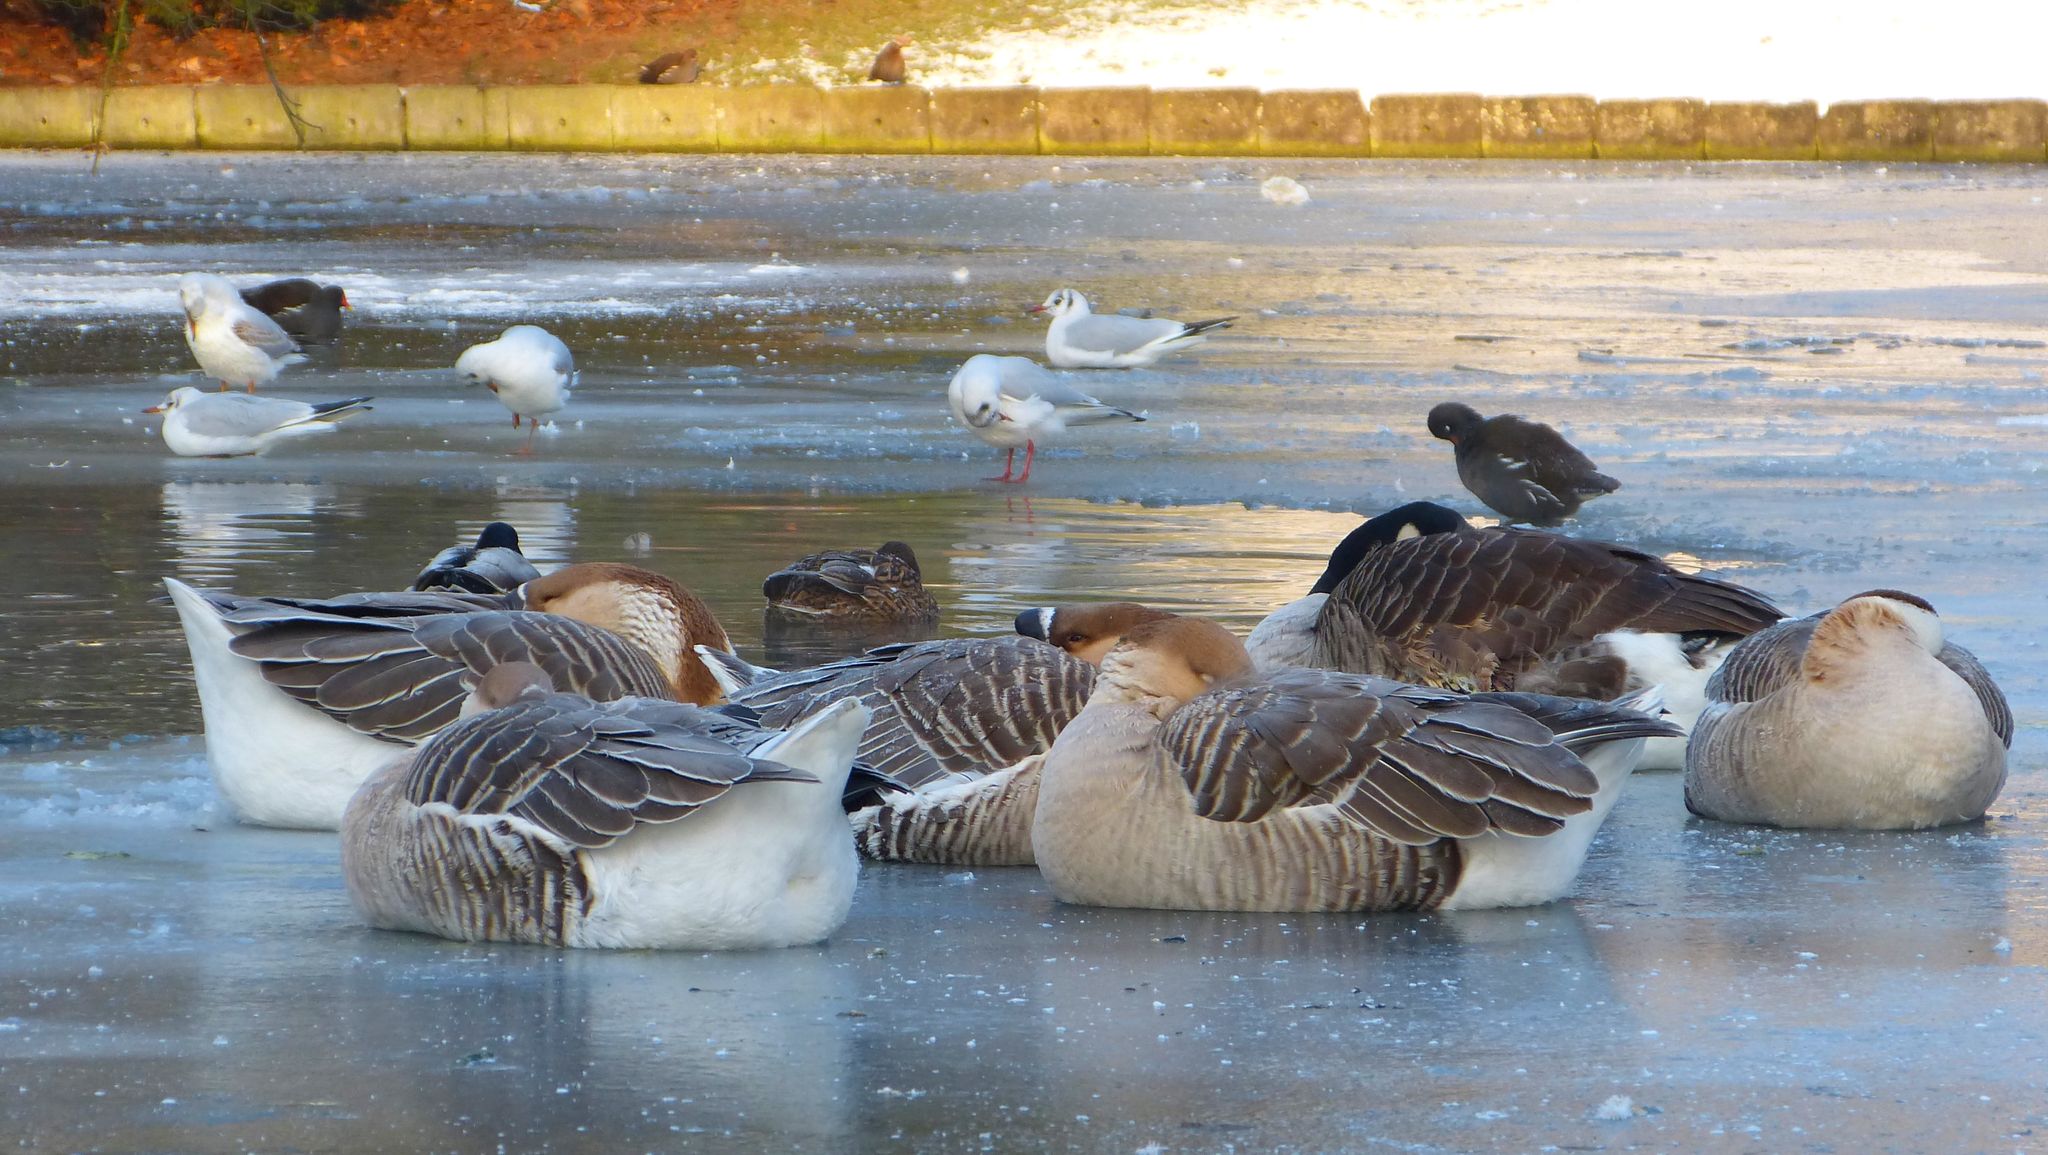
[762,541,941,625]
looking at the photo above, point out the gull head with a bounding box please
[1028,287,1089,319]
[142,386,203,416]
[947,357,1006,429]
[178,273,235,331]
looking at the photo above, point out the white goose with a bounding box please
[162,563,735,830]
[344,663,870,950]
[1029,288,1235,369]
[1684,591,2011,830]
[1029,614,1679,913]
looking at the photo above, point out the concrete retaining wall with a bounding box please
[2,85,2045,161]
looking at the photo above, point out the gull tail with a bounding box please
[1060,403,1145,427]
[303,396,374,425]
[1178,316,1237,338]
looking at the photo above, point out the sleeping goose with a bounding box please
[343,663,870,950]
[704,602,1170,865]
[762,541,941,625]
[162,563,735,830]
[1244,501,1471,670]
[1029,614,1681,912]
[1684,591,2011,830]
[412,522,543,594]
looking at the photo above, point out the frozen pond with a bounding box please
[2,152,2046,1151]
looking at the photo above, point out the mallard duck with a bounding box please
[1684,591,2011,830]
[412,522,543,594]
[762,541,940,625]
[1427,402,1620,526]
[162,562,734,830]
[1029,288,1236,369]
[343,663,870,949]
[1028,614,1680,912]
[705,602,1171,865]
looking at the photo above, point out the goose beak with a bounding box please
[1014,606,1055,640]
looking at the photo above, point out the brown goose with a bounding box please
[1307,522,1782,692]
[708,602,1170,865]
[162,562,735,830]
[1029,615,1680,912]
[868,36,912,84]
[1427,402,1620,526]
[239,278,349,345]
[344,663,869,950]
[763,541,941,625]
[1685,591,2010,830]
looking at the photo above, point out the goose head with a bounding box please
[1094,615,1257,714]
[1837,590,1945,655]
[460,661,555,717]
[1027,288,1090,319]
[1014,601,1175,666]
[1426,401,1485,446]
[513,562,733,704]
[1310,500,1470,594]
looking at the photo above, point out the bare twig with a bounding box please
[244,2,319,146]
[88,0,133,175]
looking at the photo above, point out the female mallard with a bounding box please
[1684,591,2011,830]
[343,663,869,950]
[762,541,941,625]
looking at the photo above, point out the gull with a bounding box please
[947,353,1143,484]
[455,325,576,455]
[179,272,305,392]
[143,386,371,458]
[1029,288,1236,369]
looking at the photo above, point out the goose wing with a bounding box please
[405,693,813,849]
[1318,527,1782,688]
[225,608,673,742]
[1159,668,1676,844]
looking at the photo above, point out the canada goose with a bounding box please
[179,272,305,392]
[142,387,371,458]
[162,563,734,830]
[1427,402,1620,527]
[1029,615,1680,912]
[1684,591,2011,830]
[412,522,543,595]
[1029,288,1236,369]
[343,663,870,950]
[762,541,941,625]
[1244,501,1471,670]
[239,278,349,345]
[455,325,575,455]
[948,354,1143,483]
[705,602,1170,865]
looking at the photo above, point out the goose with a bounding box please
[239,278,350,345]
[1029,614,1681,912]
[1244,501,1471,670]
[162,562,735,830]
[412,522,543,595]
[179,272,305,392]
[704,602,1170,865]
[1684,591,2011,830]
[142,387,371,458]
[455,325,575,455]
[343,662,870,950]
[1427,402,1620,527]
[948,353,1143,484]
[762,541,941,625]
[1029,288,1236,369]
[867,35,912,84]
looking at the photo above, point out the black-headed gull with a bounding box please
[179,272,306,392]
[143,386,371,458]
[412,522,543,594]
[239,278,350,345]
[1029,288,1235,369]
[455,325,576,455]
[947,353,1143,484]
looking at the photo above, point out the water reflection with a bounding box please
[162,481,341,586]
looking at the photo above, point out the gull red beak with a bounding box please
[1025,304,1046,315]
[142,404,164,414]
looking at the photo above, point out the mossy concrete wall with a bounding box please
[3,86,2048,161]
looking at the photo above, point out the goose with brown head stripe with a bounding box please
[703,601,1172,865]
[343,664,870,950]
[1684,591,2010,830]
[1029,615,1680,912]
[161,562,735,831]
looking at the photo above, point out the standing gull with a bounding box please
[947,353,1143,484]
[1427,402,1620,526]
[179,272,305,392]
[455,325,575,455]
[143,386,371,458]
[1030,288,1235,369]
